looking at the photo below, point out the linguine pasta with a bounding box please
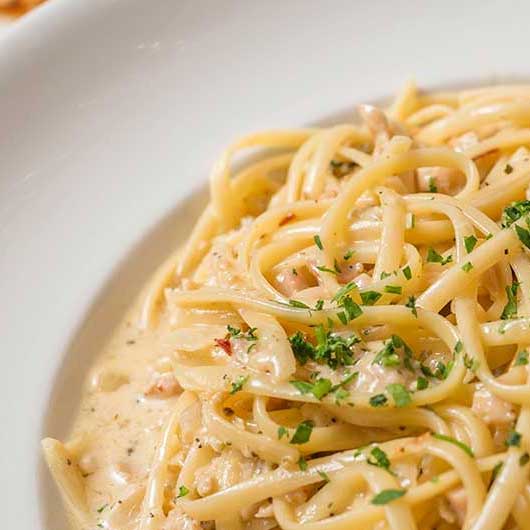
[43,82,530,530]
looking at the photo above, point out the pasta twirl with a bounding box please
[44,83,530,530]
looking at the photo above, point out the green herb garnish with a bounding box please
[416,376,428,390]
[432,433,474,457]
[289,299,311,309]
[369,394,388,407]
[461,261,473,272]
[230,375,249,394]
[405,296,418,317]
[502,200,530,227]
[290,420,314,444]
[386,383,412,407]
[361,290,382,306]
[278,426,288,440]
[515,350,529,366]
[371,489,406,505]
[505,430,522,447]
[427,247,452,265]
[297,456,308,470]
[367,447,391,471]
[501,282,519,320]
[177,485,189,498]
[464,235,478,253]
[428,178,438,193]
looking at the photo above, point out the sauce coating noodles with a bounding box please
[44,82,530,530]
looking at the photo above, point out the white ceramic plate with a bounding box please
[1,0,529,527]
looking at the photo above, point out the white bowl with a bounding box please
[1,0,529,527]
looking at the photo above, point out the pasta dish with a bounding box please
[43,82,530,530]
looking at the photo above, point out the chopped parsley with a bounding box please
[501,282,519,320]
[384,285,402,295]
[505,430,522,447]
[515,350,529,366]
[380,271,392,279]
[432,433,474,457]
[316,265,338,275]
[318,470,330,482]
[371,489,406,505]
[520,453,530,467]
[464,235,478,253]
[289,299,311,309]
[278,426,288,440]
[502,200,530,227]
[454,340,463,354]
[405,296,418,317]
[289,327,360,369]
[402,265,412,280]
[176,485,189,498]
[314,234,323,250]
[332,281,357,303]
[367,447,391,471]
[386,383,412,407]
[226,325,258,341]
[341,295,363,322]
[373,335,414,370]
[369,393,388,407]
[461,261,473,272]
[428,177,438,193]
[229,375,249,394]
[96,504,108,513]
[343,249,354,261]
[290,420,314,444]
[515,224,530,249]
[291,378,333,400]
[505,163,514,174]
[289,332,316,365]
[464,354,479,373]
[333,387,350,404]
[315,299,324,311]
[416,376,428,390]
[360,290,382,306]
[427,247,453,265]
[297,456,308,470]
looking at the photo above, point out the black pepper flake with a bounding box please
[127,447,134,456]
[66,458,71,466]
[223,407,234,416]
[126,340,136,345]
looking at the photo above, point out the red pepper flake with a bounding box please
[215,338,232,355]
[279,212,296,226]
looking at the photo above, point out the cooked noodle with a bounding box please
[43,82,530,530]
